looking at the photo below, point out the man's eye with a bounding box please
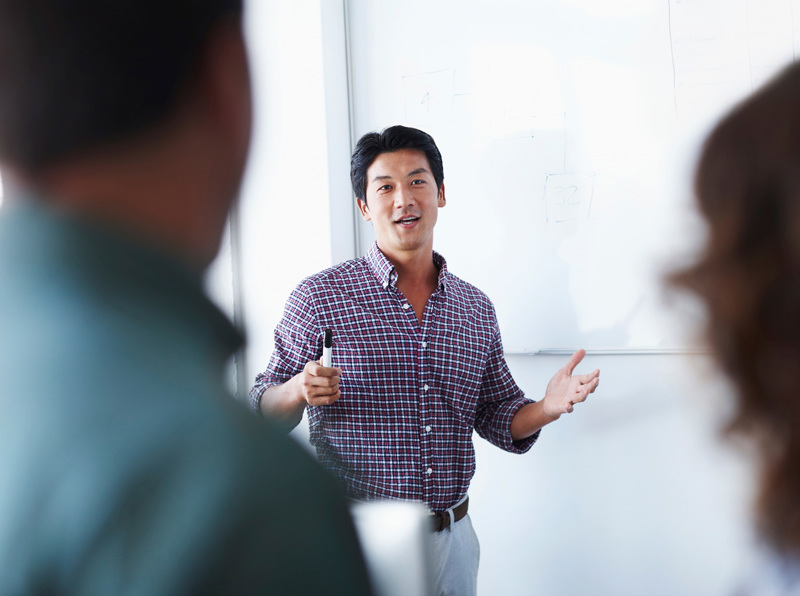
[379,184,392,191]
[411,179,425,185]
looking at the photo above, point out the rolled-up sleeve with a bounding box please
[249,282,323,415]
[473,313,538,454]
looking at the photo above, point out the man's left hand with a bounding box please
[542,349,600,419]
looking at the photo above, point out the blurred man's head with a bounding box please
[0,0,244,170]
[0,0,252,267]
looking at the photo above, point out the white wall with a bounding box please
[471,354,756,596]
[238,0,352,397]
[206,0,345,400]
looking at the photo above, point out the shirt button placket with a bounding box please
[421,377,432,483]
[419,329,433,497]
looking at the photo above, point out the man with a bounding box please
[0,1,371,593]
[250,124,600,595]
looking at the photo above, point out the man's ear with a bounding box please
[438,182,446,207]
[357,197,371,222]
[199,19,252,168]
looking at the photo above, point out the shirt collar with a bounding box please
[365,241,449,292]
[433,250,449,291]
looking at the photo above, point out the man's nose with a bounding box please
[394,186,413,209]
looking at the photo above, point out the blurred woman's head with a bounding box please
[672,61,800,558]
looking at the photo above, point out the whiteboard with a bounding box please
[347,0,800,353]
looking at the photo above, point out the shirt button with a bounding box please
[426,467,433,475]
[422,341,428,348]
[403,303,410,309]
[425,425,432,433]
[423,384,429,391]
[383,282,388,289]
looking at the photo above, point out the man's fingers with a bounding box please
[562,349,586,376]
[305,379,341,403]
[571,377,600,406]
[575,376,599,392]
[304,375,340,393]
[573,388,590,403]
[316,373,341,386]
[299,360,344,406]
[308,380,340,394]
[302,360,341,403]
[309,360,342,377]
[308,390,341,407]
[577,369,600,384]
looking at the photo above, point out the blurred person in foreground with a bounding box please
[670,61,800,594]
[0,1,371,593]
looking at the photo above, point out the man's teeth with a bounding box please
[397,217,419,223]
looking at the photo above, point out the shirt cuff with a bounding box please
[249,384,267,417]
[506,398,539,454]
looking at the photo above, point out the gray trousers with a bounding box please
[428,514,480,596]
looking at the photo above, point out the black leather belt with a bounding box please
[430,497,469,532]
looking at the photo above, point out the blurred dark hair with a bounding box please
[350,125,444,202]
[0,0,242,170]
[670,61,800,558]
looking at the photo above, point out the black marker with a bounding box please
[322,329,333,367]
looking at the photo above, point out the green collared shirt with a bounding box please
[0,196,372,595]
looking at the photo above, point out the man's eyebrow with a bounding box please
[407,168,429,176]
[370,174,393,183]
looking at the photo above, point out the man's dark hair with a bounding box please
[350,125,444,202]
[0,0,243,170]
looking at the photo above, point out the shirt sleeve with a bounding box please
[473,303,539,454]
[249,281,323,416]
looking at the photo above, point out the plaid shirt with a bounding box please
[250,243,537,511]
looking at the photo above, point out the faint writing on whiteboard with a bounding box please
[490,110,565,141]
[544,173,595,223]
[402,68,455,127]
[667,0,795,115]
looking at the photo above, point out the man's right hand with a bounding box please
[293,360,342,407]
[257,361,342,425]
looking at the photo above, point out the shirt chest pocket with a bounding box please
[427,326,492,415]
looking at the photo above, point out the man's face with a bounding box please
[357,148,445,259]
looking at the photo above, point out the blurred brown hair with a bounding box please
[671,61,800,557]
